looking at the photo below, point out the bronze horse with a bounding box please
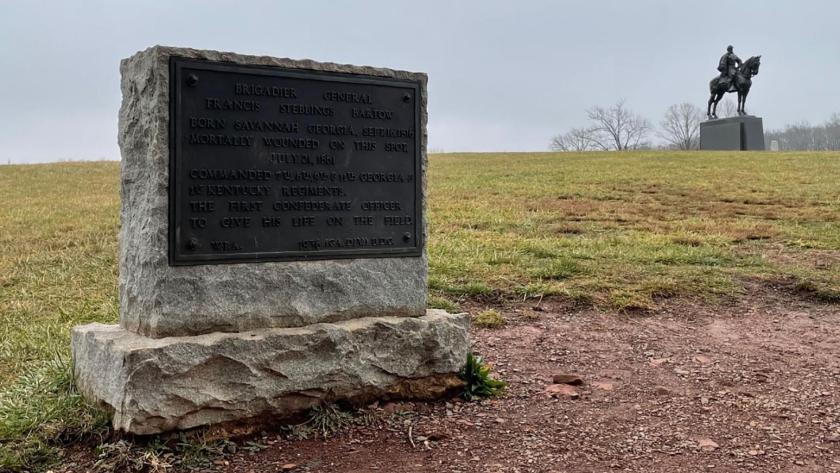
[707,55,761,119]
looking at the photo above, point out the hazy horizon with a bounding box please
[2,0,839,163]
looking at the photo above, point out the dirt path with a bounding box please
[204,285,840,473]
[72,286,840,472]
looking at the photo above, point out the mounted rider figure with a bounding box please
[718,45,742,93]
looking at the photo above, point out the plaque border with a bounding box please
[168,57,423,266]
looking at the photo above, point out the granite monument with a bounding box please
[71,46,469,434]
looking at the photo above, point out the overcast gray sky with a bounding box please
[1,0,838,163]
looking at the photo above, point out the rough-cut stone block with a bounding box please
[118,46,429,338]
[700,115,765,150]
[72,310,468,434]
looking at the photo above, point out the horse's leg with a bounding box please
[741,90,748,116]
[712,92,723,118]
[707,94,715,118]
[711,96,716,118]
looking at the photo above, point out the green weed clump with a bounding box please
[459,353,507,401]
[473,309,505,328]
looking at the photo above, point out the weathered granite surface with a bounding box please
[72,310,468,434]
[118,46,429,338]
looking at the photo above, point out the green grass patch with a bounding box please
[473,309,505,328]
[429,151,839,305]
[427,295,461,312]
[0,355,110,470]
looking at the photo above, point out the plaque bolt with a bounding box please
[186,74,199,87]
[403,232,412,242]
[187,237,200,250]
[402,93,411,103]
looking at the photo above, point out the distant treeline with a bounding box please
[765,114,840,151]
[550,98,840,152]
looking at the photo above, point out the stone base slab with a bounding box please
[71,310,468,434]
[700,115,765,150]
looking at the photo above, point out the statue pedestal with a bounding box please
[700,116,765,150]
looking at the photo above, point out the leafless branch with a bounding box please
[549,127,598,152]
[586,100,651,151]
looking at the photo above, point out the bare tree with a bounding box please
[586,100,651,151]
[659,103,703,150]
[550,127,597,152]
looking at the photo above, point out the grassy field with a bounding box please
[428,152,839,309]
[0,152,839,469]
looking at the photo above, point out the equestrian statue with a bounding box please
[707,45,761,119]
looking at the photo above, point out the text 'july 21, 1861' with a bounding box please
[169,58,422,265]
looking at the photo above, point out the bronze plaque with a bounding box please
[169,57,422,265]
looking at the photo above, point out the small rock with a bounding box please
[382,402,401,413]
[281,464,297,471]
[593,381,615,391]
[650,358,669,366]
[694,355,713,365]
[697,438,719,451]
[495,417,506,424]
[552,373,584,385]
[545,384,580,399]
[826,434,840,443]
[654,386,673,396]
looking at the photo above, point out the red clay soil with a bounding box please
[70,284,840,472]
